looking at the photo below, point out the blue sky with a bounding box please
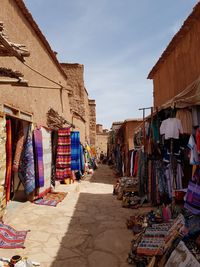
[24,0,198,129]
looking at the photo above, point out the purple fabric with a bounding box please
[34,129,44,187]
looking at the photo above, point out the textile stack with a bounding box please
[113,177,140,208]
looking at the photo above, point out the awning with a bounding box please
[161,76,200,109]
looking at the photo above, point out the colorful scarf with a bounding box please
[18,130,35,195]
[71,131,81,171]
[5,120,12,202]
[33,128,44,188]
[56,128,71,180]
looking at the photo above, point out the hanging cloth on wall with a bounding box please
[38,127,52,196]
[12,121,29,172]
[80,144,85,174]
[0,117,7,218]
[0,117,6,186]
[188,134,200,165]
[5,120,12,202]
[176,109,192,135]
[71,131,81,171]
[33,128,44,188]
[184,165,200,215]
[160,118,183,140]
[55,128,71,180]
[18,127,35,195]
[51,131,58,186]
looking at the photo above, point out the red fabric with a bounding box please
[5,120,12,203]
[196,128,200,154]
[133,152,139,177]
[55,128,71,180]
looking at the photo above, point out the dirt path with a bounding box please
[0,165,134,267]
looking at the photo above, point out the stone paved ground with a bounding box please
[0,165,138,267]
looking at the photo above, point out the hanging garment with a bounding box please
[39,127,52,195]
[13,121,25,172]
[5,120,12,202]
[18,129,35,195]
[51,131,58,186]
[55,128,71,180]
[0,117,7,218]
[188,134,200,165]
[184,166,200,215]
[80,145,85,174]
[160,118,183,139]
[130,150,134,177]
[176,109,192,135]
[151,119,160,143]
[133,151,139,177]
[71,131,81,171]
[192,106,200,127]
[0,117,6,186]
[33,128,44,188]
[196,128,200,154]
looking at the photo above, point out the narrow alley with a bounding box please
[0,165,133,267]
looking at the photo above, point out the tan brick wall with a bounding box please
[96,124,103,133]
[61,64,86,119]
[96,133,109,158]
[84,88,90,143]
[61,64,91,143]
[89,100,96,146]
[0,0,71,125]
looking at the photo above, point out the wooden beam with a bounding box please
[0,33,24,61]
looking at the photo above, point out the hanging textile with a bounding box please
[51,131,58,186]
[5,120,12,202]
[71,131,81,171]
[80,145,85,174]
[18,128,35,195]
[176,109,192,135]
[184,165,200,215]
[0,117,7,218]
[0,117,6,186]
[12,121,27,172]
[38,127,52,195]
[55,128,71,181]
[33,128,44,188]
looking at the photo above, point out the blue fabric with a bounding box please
[80,145,85,173]
[71,131,81,171]
[19,132,35,195]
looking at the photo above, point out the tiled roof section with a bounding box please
[14,0,68,80]
[148,2,200,79]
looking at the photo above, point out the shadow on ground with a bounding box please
[50,191,132,267]
[87,164,117,185]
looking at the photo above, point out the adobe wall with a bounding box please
[0,0,71,125]
[72,116,86,144]
[89,100,96,146]
[96,133,109,158]
[152,19,200,107]
[84,88,90,143]
[61,64,86,119]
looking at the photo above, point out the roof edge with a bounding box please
[147,2,200,79]
[14,0,68,81]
